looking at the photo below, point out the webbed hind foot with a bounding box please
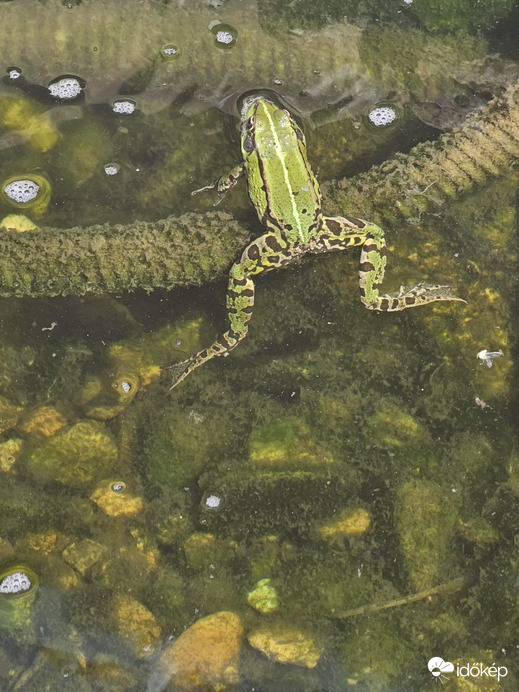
[364,281,466,311]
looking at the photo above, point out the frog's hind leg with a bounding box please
[320,216,465,311]
[167,233,283,390]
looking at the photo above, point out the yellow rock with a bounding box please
[0,95,60,152]
[318,507,371,539]
[247,578,279,614]
[0,395,22,435]
[157,611,243,691]
[90,479,144,518]
[111,593,161,658]
[62,538,106,576]
[0,214,38,232]
[248,623,323,669]
[21,406,67,439]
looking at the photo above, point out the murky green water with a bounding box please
[0,0,518,690]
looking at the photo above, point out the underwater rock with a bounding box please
[111,593,161,658]
[340,618,410,689]
[364,398,431,450]
[248,417,334,469]
[53,116,112,186]
[107,315,208,387]
[25,420,118,487]
[247,578,279,614]
[317,507,371,540]
[183,533,238,572]
[247,623,323,668]
[154,611,243,691]
[395,479,458,591]
[0,94,61,152]
[0,438,23,475]
[81,370,140,420]
[15,530,72,557]
[509,451,519,498]
[0,538,15,565]
[0,394,21,435]
[90,479,144,518]
[407,0,514,33]
[62,539,106,577]
[0,214,38,232]
[20,406,67,439]
[145,394,236,489]
[199,457,360,538]
[40,556,80,591]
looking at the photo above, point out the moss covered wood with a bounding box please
[0,83,518,298]
[323,82,519,223]
[0,212,250,297]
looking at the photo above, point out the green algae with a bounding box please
[395,479,459,591]
[25,420,118,487]
[0,1,518,689]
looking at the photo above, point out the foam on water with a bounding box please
[0,571,32,595]
[3,179,40,204]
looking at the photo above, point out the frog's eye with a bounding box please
[246,116,255,129]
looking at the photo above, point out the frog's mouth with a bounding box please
[235,89,290,120]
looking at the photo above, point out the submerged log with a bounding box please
[0,82,518,298]
[0,212,250,298]
[323,80,519,222]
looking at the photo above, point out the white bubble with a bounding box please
[48,77,83,100]
[368,106,397,127]
[8,68,21,80]
[4,179,40,204]
[0,571,32,594]
[112,99,136,115]
[104,163,119,176]
[216,30,233,45]
[120,380,131,393]
[205,494,221,509]
[210,22,237,47]
[404,0,413,4]
[161,44,179,57]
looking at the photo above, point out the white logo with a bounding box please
[428,657,454,683]
[428,657,508,683]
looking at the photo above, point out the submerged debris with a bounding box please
[477,348,504,368]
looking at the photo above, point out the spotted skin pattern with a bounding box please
[167,98,464,389]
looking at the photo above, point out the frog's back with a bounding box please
[244,99,322,244]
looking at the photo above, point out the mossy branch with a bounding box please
[0,212,250,298]
[331,576,465,619]
[0,83,517,298]
[323,82,519,224]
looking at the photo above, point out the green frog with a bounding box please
[167,95,464,389]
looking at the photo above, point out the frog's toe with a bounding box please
[163,361,191,390]
[421,284,467,303]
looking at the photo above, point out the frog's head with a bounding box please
[241,96,304,159]
[242,97,292,132]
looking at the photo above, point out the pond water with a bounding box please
[0,0,518,690]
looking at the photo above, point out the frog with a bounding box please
[167,95,464,389]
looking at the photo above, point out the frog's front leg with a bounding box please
[318,216,465,310]
[167,232,288,390]
[192,162,245,205]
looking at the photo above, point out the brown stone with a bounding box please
[111,593,161,658]
[21,406,67,439]
[157,611,243,691]
[248,623,323,668]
